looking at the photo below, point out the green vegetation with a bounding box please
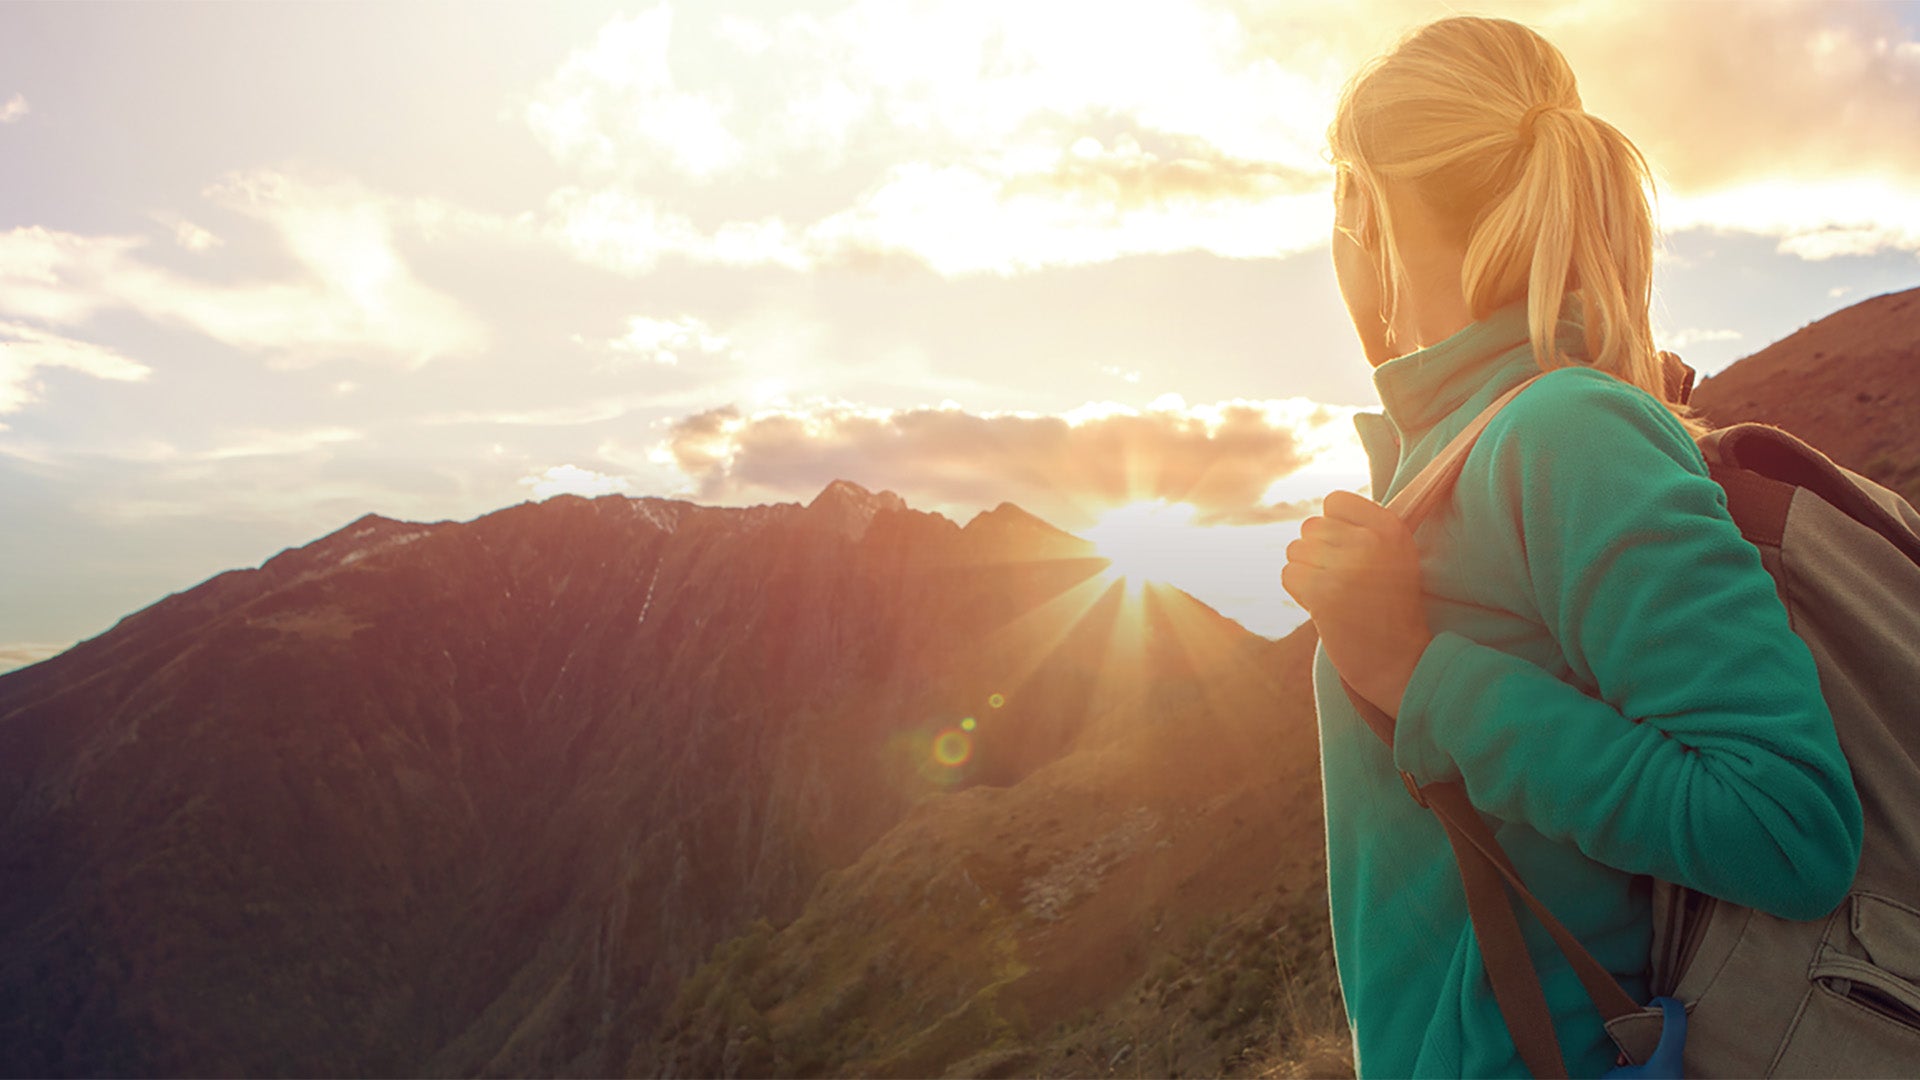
[647,879,1352,1079]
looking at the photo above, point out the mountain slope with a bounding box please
[9,284,1913,1079]
[645,611,1332,1079]
[1690,285,1920,502]
[639,282,1920,1079]
[0,482,1312,1078]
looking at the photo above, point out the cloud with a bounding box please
[419,397,647,427]
[1654,326,1742,352]
[0,641,68,674]
[527,0,1350,276]
[1454,1,1920,260]
[0,321,152,414]
[0,94,26,124]
[525,5,744,181]
[36,425,542,535]
[197,427,364,461]
[519,463,633,500]
[190,172,490,365]
[647,394,1361,530]
[173,220,221,252]
[806,157,1329,275]
[1543,2,1920,192]
[599,314,729,368]
[2,426,364,469]
[524,0,1920,276]
[0,172,488,367]
[542,186,808,274]
[1660,178,1920,261]
[0,228,145,325]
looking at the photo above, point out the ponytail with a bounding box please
[1330,16,1706,435]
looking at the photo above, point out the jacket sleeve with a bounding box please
[1391,369,1863,921]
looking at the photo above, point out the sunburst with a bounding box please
[1083,499,1199,594]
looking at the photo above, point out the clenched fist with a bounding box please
[1282,490,1435,719]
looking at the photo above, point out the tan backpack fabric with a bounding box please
[1341,365,1920,1077]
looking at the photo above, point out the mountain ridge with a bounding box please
[0,471,1298,1078]
[3,282,1916,1078]
[1691,284,1920,502]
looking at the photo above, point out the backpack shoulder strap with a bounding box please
[1333,372,1651,1077]
[1381,377,1539,526]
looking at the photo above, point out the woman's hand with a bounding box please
[1282,490,1434,718]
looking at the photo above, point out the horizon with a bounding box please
[7,0,1920,673]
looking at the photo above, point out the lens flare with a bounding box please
[960,716,977,732]
[932,727,972,767]
[988,693,1006,709]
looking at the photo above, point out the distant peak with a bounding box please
[963,501,1052,533]
[326,512,417,543]
[806,478,864,503]
[960,501,1095,558]
[807,479,906,512]
[804,479,908,540]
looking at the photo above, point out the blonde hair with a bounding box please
[1329,16,1703,433]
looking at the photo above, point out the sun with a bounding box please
[1083,499,1200,589]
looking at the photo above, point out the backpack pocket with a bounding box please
[1768,893,1920,1078]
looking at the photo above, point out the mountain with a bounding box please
[1689,285,1920,503]
[0,482,1330,1078]
[8,285,1913,1080]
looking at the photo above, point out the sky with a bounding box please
[4,0,1920,672]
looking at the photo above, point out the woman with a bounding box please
[1279,16,1862,1078]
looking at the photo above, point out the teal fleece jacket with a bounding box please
[1311,302,1863,1078]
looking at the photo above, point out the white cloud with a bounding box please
[198,427,364,461]
[0,94,27,124]
[600,314,729,368]
[1654,327,1743,352]
[524,0,1920,276]
[420,396,646,427]
[174,220,221,252]
[519,463,633,500]
[193,172,489,365]
[752,0,1339,172]
[0,173,488,368]
[527,0,1346,276]
[1661,178,1920,261]
[0,227,144,325]
[543,186,807,274]
[0,321,152,414]
[525,5,744,180]
[806,156,1326,275]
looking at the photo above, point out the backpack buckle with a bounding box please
[1401,770,1429,807]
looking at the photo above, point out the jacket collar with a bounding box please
[1350,300,1547,500]
[1371,300,1534,435]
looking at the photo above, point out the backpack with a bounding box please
[1337,360,1920,1078]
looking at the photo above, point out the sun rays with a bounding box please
[1083,498,1201,596]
